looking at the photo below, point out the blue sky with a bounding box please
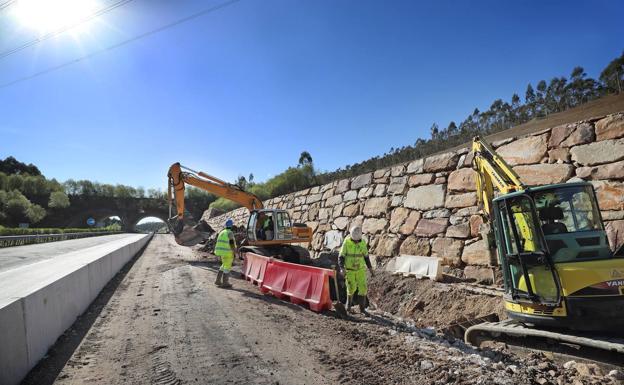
[1,0,622,191]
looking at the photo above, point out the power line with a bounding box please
[0,0,241,90]
[0,0,135,61]
[0,0,17,12]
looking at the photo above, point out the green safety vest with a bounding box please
[340,236,368,271]
[215,228,235,258]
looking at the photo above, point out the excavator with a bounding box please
[465,137,624,363]
[167,162,312,262]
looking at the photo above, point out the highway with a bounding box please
[0,234,138,274]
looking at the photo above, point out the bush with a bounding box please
[48,191,70,209]
[210,197,241,212]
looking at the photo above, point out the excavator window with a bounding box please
[497,195,559,304]
[275,212,293,240]
[533,186,602,233]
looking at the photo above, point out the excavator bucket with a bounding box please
[174,225,207,247]
[168,216,211,247]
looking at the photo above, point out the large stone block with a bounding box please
[362,197,390,217]
[404,184,445,210]
[448,168,477,192]
[576,160,624,180]
[343,190,358,201]
[497,135,547,165]
[374,235,401,257]
[415,218,448,236]
[357,187,374,199]
[513,164,574,186]
[399,211,421,235]
[422,208,451,219]
[335,178,350,194]
[325,194,343,207]
[548,148,570,164]
[431,237,463,266]
[351,173,372,190]
[570,139,624,166]
[445,192,477,208]
[406,159,424,174]
[362,218,388,234]
[560,123,595,147]
[342,203,360,217]
[549,123,575,148]
[389,207,410,233]
[606,220,624,252]
[423,152,459,172]
[469,215,484,238]
[408,173,435,186]
[399,236,431,256]
[592,181,624,211]
[446,223,470,238]
[333,217,349,230]
[387,176,408,194]
[391,165,405,177]
[461,239,492,266]
[595,113,624,141]
[373,184,387,196]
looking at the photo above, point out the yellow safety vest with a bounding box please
[340,236,368,271]
[215,229,235,258]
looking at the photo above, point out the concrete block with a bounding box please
[386,255,442,281]
[0,233,152,385]
[0,299,28,385]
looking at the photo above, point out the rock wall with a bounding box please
[205,112,624,281]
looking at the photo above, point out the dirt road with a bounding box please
[23,235,621,385]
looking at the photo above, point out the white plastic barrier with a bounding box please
[0,233,152,385]
[385,255,442,281]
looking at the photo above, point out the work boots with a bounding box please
[215,271,224,287]
[358,295,369,316]
[346,295,355,314]
[221,272,232,289]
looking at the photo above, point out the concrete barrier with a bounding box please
[0,233,152,385]
[385,255,443,281]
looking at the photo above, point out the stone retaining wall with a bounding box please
[205,112,624,281]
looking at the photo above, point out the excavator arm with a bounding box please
[471,137,525,218]
[167,162,263,245]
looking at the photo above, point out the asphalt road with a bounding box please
[0,234,139,273]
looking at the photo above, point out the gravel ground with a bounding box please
[22,234,623,385]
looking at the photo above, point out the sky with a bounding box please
[1,0,623,191]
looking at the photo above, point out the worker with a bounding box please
[263,215,274,240]
[214,218,237,288]
[338,226,375,315]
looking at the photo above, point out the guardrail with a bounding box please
[0,231,124,248]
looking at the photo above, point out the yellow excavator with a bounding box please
[466,137,624,363]
[167,162,312,261]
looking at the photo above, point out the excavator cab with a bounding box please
[492,192,562,307]
[246,209,312,244]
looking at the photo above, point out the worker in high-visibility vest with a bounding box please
[338,226,375,314]
[214,218,237,288]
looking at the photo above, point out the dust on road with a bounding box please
[23,235,621,385]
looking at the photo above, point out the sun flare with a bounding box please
[13,0,99,34]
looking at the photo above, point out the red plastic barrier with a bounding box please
[242,252,271,286]
[260,259,334,312]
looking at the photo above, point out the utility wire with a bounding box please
[0,0,241,90]
[0,0,17,12]
[0,0,135,61]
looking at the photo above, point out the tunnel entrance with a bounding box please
[135,216,168,233]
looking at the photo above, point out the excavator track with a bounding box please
[465,320,624,366]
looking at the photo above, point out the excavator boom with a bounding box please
[167,163,264,246]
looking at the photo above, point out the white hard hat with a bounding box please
[350,226,362,241]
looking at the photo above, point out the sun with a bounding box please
[13,0,99,34]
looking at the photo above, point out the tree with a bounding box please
[600,51,624,94]
[48,191,70,209]
[298,151,313,167]
[0,156,41,176]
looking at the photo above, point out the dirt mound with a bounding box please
[367,272,505,328]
